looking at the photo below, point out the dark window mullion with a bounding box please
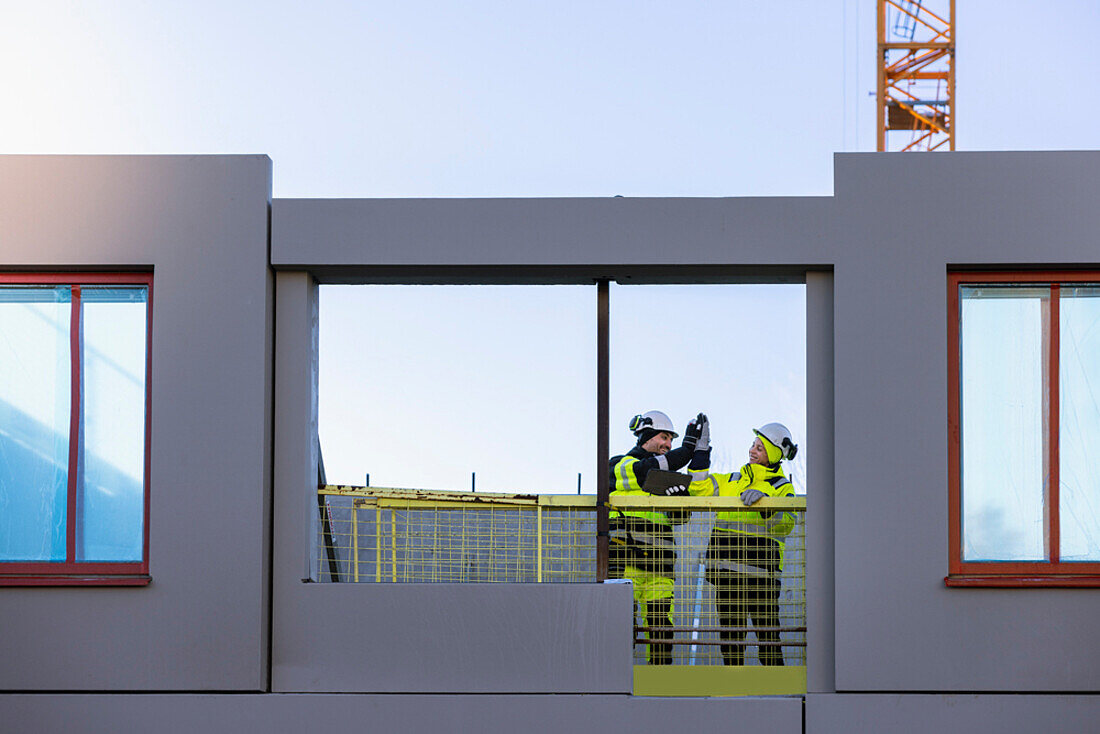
[596,279,609,582]
[65,285,82,565]
[946,275,963,574]
[1049,284,1061,564]
[142,282,153,571]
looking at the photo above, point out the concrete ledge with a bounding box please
[273,582,636,693]
[0,693,803,734]
[807,693,1100,734]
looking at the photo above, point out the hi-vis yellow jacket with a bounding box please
[692,463,796,541]
[692,463,795,575]
[608,450,710,578]
[609,453,670,526]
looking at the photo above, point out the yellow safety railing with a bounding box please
[318,486,595,583]
[317,485,806,689]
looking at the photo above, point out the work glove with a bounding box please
[682,413,708,450]
[740,488,767,506]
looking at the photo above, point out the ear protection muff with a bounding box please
[629,414,653,434]
[781,438,798,461]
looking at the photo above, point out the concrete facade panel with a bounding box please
[274,583,635,693]
[807,693,1100,734]
[271,273,635,693]
[0,156,273,690]
[0,693,802,734]
[806,271,836,694]
[8,151,1100,706]
[271,196,836,268]
[273,152,1100,694]
[830,152,1100,691]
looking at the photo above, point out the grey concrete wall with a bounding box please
[830,152,1100,692]
[806,271,836,694]
[807,693,1100,734]
[0,156,273,690]
[272,195,836,270]
[272,151,1100,694]
[271,272,635,692]
[0,693,802,734]
[8,152,1093,701]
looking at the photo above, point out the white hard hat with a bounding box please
[630,410,678,438]
[754,423,798,461]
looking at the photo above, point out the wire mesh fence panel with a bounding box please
[605,495,805,667]
[316,488,805,668]
[316,488,599,583]
[539,506,598,582]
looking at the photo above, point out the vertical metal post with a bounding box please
[375,507,382,582]
[318,495,341,582]
[537,503,544,583]
[391,511,398,582]
[471,471,476,492]
[596,279,610,581]
[352,504,360,582]
[577,472,582,495]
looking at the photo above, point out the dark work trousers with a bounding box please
[641,597,674,665]
[611,516,677,665]
[706,530,785,666]
[713,573,783,666]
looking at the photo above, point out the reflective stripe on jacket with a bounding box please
[701,463,796,573]
[610,454,673,526]
[713,464,795,539]
[608,515,677,577]
[609,448,684,577]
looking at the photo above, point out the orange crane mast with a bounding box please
[876,0,955,151]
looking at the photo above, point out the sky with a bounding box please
[3,2,1099,198]
[319,283,806,493]
[4,2,1099,498]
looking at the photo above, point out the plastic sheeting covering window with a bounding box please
[1059,287,1100,562]
[0,286,71,561]
[959,287,1046,562]
[80,287,147,562]
[0,282,148,570]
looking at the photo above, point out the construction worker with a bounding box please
[609,410,709,665]
[689,422,798,666]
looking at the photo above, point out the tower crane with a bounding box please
[876,0,955,151]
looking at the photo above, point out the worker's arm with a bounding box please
[624,413,707,486]
[687,447,716,495]
[664,412,706,474]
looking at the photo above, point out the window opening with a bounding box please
[0,274,151,585]
[949,273,1100,585]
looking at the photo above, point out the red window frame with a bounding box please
[947,271,1100,587]
[0,273,152,586]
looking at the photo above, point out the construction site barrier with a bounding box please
[317,486,806,671]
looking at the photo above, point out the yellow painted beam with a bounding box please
[633,665,806,697]
[323,486,805,511]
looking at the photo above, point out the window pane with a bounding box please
[609,284,807,492]
[79,287,148,562]
[960,286,1046,561]
[319,285,596,493]
[1060,286,1100,562]
[0,286,70,561]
